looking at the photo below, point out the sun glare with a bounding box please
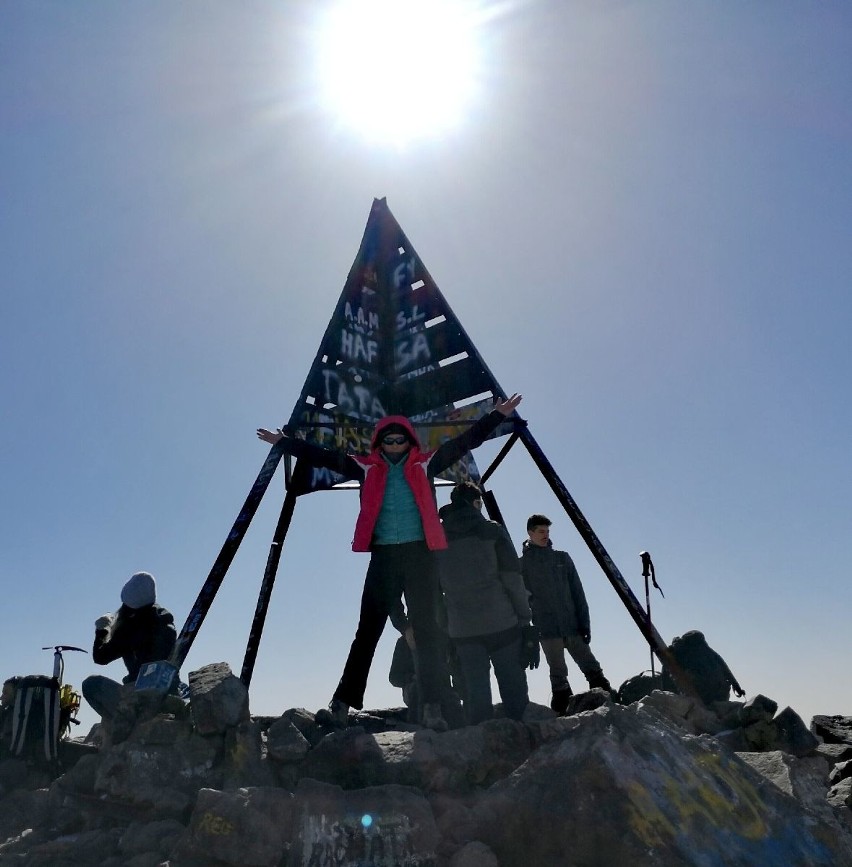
[315,0,483,146]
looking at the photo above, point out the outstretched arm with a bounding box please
[429,392,523,475]
[494,393,522,416]
[256,426,362,479]
[257,428,284,445]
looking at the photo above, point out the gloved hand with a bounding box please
[580,630,591,645]
[95,613,115,632]
[520,624,540,670]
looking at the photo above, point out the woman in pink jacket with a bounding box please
[258,393,521,731]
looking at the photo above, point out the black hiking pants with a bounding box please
[333,541,448,710]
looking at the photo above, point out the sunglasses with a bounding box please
[381,435,408,446]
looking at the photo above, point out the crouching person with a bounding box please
[82,572,177,739]
[661,630,745,705]
[437,482,538,725]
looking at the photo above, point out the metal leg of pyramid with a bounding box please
[153,198,698,705]
[166,439,287,678]
[481,488,507,528]
[479,431,520,487]
[240,467,303,687]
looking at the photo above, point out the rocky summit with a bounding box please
[1,662,852,866]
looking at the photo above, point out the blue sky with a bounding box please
[2,1,851,735]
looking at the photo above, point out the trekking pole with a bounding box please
[240,461,305,687]
[639,552,663,676]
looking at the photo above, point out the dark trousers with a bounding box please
[82,675,125,720]
[454,629,529,725]
[333,541,448,710]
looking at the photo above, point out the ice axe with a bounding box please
[41,645,87,683]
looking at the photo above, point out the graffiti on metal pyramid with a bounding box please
[286,197,514,494]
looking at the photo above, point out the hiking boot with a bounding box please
[550,687,573,715]
[421,703,448,732]
[586,670,613,692]
[316,699,349,729]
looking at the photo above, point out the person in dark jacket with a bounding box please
[82,571,177,721]
[437,482,538,725]
[258,394,521,731]
[661,630,745,705]
[521,515,612,714]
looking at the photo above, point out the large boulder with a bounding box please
[174,786,295,867]
[474,704,852,866]
[813,715,852,745]
[739,694,778,726]
[189,662,250,736]
[298,718,531,792]
[817,742,852,767]
[117,818,186,863]
[290,777,439,866]
[636,689,721,735]
[5,692,852,865]
[774,706,820,757]
[221,719,275,790]
[266,717,311,763]
[736,751,852,839]
[93,716,221,814]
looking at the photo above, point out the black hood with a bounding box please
[439,500,488,540]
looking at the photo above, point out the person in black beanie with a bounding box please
[82,571,176,723]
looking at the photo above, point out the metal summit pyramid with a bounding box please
[162,198,693,700]
[283,197,514,495]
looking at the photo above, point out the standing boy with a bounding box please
[521,514,612,713]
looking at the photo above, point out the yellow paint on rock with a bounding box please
[626,752,770,848]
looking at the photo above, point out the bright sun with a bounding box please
[315,0,483,146]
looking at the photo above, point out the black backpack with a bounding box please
[5,675,62,765]
[661,631,734,704]
[616,671,663,705]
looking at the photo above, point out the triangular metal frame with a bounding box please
[167,199,696,699]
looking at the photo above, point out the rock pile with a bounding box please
[1,662,852,866]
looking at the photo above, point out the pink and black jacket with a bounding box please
[277,411,506,552]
